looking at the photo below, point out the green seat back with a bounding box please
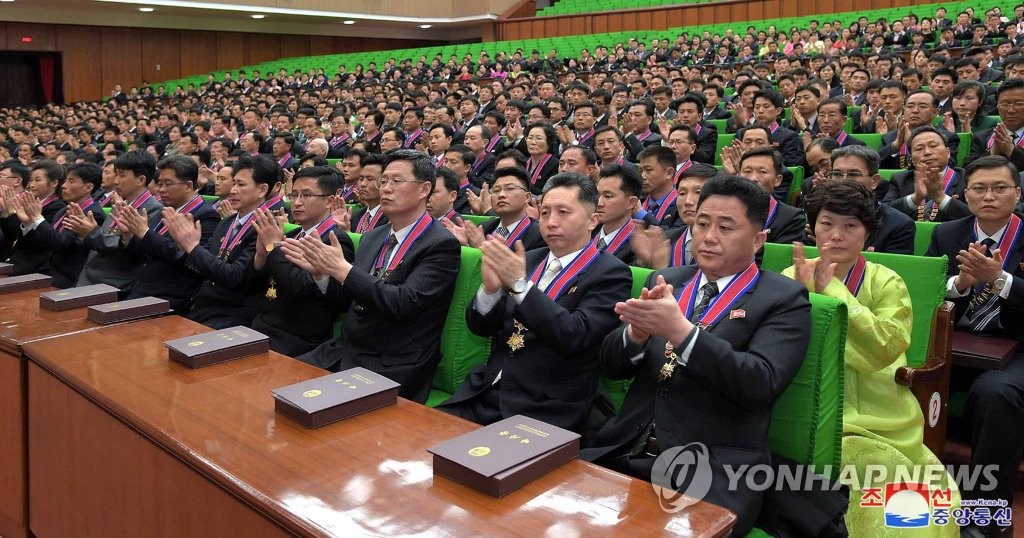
[282,223,300,235]
[332,232,363,339]
[914,221,940,257]
[761,243,947,368]
[102,207,112,216]
[768,293,847,479]
[327,159,341,168]
[426,246,491,407]
[859,133,883,150]
[786,166,804,206]
[461,214,497,226]
[600,265,654,412]
[878,169,900,182]
[707,118,728,133]
[201,195,219,204]
[714,134,735,166]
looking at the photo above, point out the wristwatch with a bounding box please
[992,274,1008,292]
[510,277,528,294]
[265,242,281,253]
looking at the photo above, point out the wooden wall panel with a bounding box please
[179,31,218,78]
[244,34,280,65]
[308,36,334,56]
[55,25,101,103]
[593,16,608,35]
[215,32,244,71]
[6,23,56,51]
[100,27,142,101]
[141,31,181,86]
[279,38,310,60]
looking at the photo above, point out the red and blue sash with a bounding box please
[54,197,94,231]
[603,220,634,254]
[940,167,956,195]
[277,155,292,168]
[373,211,433,274]
[768,121,780,135]
[39,194,59,209]
[219,212,257,257]
[843,255,867,296]
[764,197,778,231]
[529,240,601,300]
[835,130,848,145]
[526,154,552,186]
[577,129,595,144]
[637,128,653,142]
[972,214,1023,270]
[157,194,204,235]
[643,189,679,222]
[329,134,350,148]
[358,207,384,233]
[673,160,693,184]
[260,194,284,211]
[403,128,423,148]
[671,227,691,266]
[675,263,759,327]
[485,136,502,153]
[495,218,532,247]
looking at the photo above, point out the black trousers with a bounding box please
[965,352,1024,506]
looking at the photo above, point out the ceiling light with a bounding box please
[138,6,155,11]
[419,24,432,29]
[251,14,265,18]
[0,1,16,3]
[343,20,355,25]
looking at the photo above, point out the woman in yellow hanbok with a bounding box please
[782,180,959,537]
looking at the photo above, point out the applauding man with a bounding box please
[582,175,811,535]
[115,155,220,313]
[281,150,460,403]
[251,166,355,356]
[438,172,632,433]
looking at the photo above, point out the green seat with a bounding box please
[914,221,941,257]
[707,118,728,133]
[859,133,883,150]
[201,195,219,204]
[460,214,497,226]
[102,207,112,216]
[785,166,804,206]
[600,266,653,412]
[327,158,341,167]
[714,134,735,166]
[425,247,491,407]
[877,169,900,182]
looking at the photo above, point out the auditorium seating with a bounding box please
[760,243,954,457]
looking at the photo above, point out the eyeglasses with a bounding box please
[827,171,867,181]
[288,192,331,200]
[965,184,1016,196]
[375,177,425,189]
[997,101,1024,111]
[154,181,188,189]
[490,185,529,195]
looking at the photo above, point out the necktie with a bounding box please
[684,237,693,265]
[690,282,719,323]
[224,219,242,245]
[374,233,398,277]
[496,225,509,239]
[537,258,563,291]
[963,238,1001,332]
[597,237,608,250]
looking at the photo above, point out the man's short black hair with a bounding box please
[599,163,643,198]
[697,173,770,228]
[541,171,599,210]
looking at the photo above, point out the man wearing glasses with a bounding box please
[441,167,546,251]
[968,79,1024,171]
[114,155,220,313]
[250,166,355,356]
[281,150,460,403]
[927,155,1024,537]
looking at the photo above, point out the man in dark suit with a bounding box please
[594,164,642,266]
[673,93,718,165]
[637,146,683,230]
[750,89,806,168]
[271,132,299,170]
[464,125,496,186]
[441,145,481,214]
[5,162,106,288]
[817,98,868,148]
[251,166,355,356]
[877,91,959,170]
[116,155,221,313]
[2,159,67,276]
[738,147,807,244]
[967,79,1024,171]
[73,151,165,294]
[883,126,970,223]
[828,145,915,254]
[582,174,811,535]
[437,172,632,433]
[350,154,390,233]
[926,155,1024,537]
[442,167,546,251]
[165,154,275,328]
[282,150,460,403]
[623,101,663,162]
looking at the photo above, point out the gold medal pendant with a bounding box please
[265,280,277,300]
[507,319,527,353]
[659,341,678,382]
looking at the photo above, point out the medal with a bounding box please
[659,341,678,381]
[507,319,527,353]
[265,279,277,300]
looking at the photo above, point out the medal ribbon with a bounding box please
[643,189,679,222]
[604,220,634,254]
[835,130,848,145]
[54,196,94,231]
[526,154,552,186]
[972,214,1023,271]
[158,194,204,235]
[843,255,867,297]
[676,263,759,326]
[496,218,532,247]
[764,197,778,231]
[373,211,433,274]
[671,227,691,266]
[219,212,257,256]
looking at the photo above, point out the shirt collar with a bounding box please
[389,217,419,244]
[698,271,740,294]
[235,209,256,225]
[977,221,1010,244]
[500,215,526,232]
[545,246,585,271]
[599,220,630,241]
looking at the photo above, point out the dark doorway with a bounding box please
[0,52,64,107]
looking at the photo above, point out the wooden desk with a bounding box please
[24,316,736,537]
[0,287,109,538]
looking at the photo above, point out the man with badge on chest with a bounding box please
[163,154,275,328]
[582,175,811,535]
[114,155,220,313]
[926,155,1024,535]
[251,166,355,357]
[437,172,632,434]
[280,149,460,403]
[441,167,546,251]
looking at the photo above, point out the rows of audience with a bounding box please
[4,5,1024,535]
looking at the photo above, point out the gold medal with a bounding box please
[659,341,678,382]
[507,319,527,353]
[265,279,277,300]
